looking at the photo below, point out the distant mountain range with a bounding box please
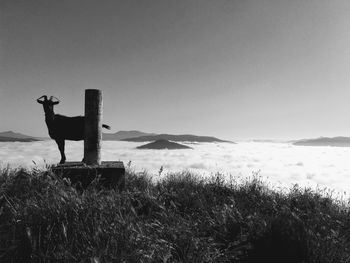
[0,130,231,143]
[102,130,156,141]
[121,134,232,143]
[136,139,192,150]
[0,131,42,142]
[0,130,155,142]
[0,136,38,142]
[293,137,350,147]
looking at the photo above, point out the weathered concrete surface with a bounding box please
[84,89,102,165]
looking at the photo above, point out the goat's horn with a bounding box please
[37,95,47,104]
[37,95,47,100]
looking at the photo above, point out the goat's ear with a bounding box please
[37,99,44,104]
[52,101,59,105]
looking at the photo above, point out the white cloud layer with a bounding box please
[1,141,350,197]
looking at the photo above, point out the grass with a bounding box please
[0,166,349,262]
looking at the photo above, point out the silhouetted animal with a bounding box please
[37,95,111,164]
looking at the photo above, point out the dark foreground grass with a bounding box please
[0,167,349,263]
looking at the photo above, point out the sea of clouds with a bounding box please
[1,140,350,197]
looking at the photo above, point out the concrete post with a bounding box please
[84,89,102,165]
[54,90,125,190]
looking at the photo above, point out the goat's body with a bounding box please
[38,96,110,164]
[45,114,110,164]
[47,114,85,141]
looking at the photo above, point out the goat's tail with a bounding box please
[102,124,111,130]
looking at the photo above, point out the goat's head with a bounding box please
[37,95,60,115]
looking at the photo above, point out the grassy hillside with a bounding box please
[0,167,349,262]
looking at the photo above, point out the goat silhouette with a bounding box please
[37,95,111,164]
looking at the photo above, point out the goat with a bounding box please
[37,95,111,164]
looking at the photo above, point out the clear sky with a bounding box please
[1,0,350,140]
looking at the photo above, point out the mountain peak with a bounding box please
[0,130,40,142]
[137,140,192,150]
[3,131,15,134]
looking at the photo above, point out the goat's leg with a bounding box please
[56,139,66,164]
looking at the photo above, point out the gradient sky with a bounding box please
[1,0,350,140]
